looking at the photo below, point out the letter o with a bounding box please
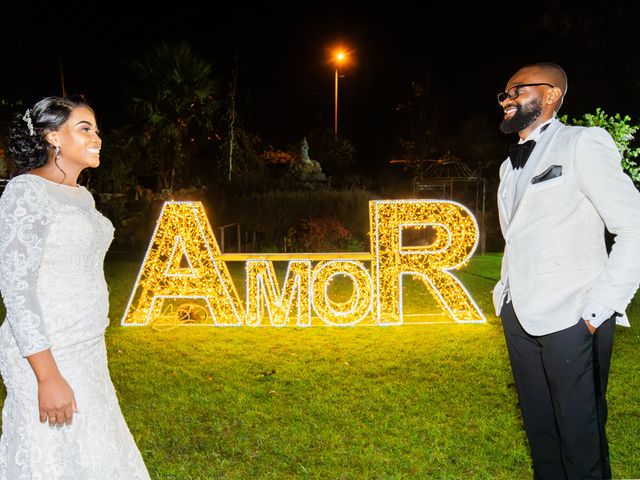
[311,260,373,326]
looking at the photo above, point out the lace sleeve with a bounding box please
[0,177,53,356]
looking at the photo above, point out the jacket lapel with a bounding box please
[497,161,513,233]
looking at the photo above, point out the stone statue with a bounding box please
[300,137,310,162]
[290,137,326,189]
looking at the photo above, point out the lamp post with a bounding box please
[334,51,346,135]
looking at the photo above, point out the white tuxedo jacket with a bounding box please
[493,118,640,335]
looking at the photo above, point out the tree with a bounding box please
[560,108,640,184]
[394,78,440,164]
[128,42,221,197]
[0,98,25,178]
[217,124,268,195]
[306,129,355,178]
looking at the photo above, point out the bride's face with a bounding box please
[55,107,102,170]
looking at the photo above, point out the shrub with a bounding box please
[560,108,640,183]
[220,189,377,246]
[298,217,351,252]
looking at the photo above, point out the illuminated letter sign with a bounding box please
[246,260,312,327]
[121,200,485,327]
[122,202,243,326]
[372,200,484,325]
[311,260,373,326]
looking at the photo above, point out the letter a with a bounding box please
[121,202,244,326]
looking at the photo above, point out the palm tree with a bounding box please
[128,41,221,197]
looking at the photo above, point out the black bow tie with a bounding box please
[509,140,536,170]
[508,123,551,169]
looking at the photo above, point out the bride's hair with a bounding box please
[7,95,93,173]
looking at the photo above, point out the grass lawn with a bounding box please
[1,252,639,479]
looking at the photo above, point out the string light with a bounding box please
[372,200,485,325]
[120,200,485,327]
[121,202,243,327]
[246,260,312,327]
[311,260,373,326]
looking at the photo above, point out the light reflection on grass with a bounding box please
[1,253,638,479]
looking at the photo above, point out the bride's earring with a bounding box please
[53,145,67,181]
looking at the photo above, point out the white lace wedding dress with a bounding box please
[0,174,150,479]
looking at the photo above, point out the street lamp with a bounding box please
[333,51,347,135]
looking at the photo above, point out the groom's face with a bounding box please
[499,96,543,134]
[498,67,548,134]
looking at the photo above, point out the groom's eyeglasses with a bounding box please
[497,83,555,104]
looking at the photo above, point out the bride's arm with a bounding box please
[0,178,76,426]
[0,179,52,355]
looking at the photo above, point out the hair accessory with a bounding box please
[22,109,35,136]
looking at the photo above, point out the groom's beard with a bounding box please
[500,99,543,134]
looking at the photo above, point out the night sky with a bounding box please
[3,1,640,178]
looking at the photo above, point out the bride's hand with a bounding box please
[38,373,78,427]
[27,350,78,427]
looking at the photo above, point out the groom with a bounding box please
[493,62,640,479]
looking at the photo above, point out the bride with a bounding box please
[0,96,150,479]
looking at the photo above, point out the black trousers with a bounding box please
[500,300,615,480]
